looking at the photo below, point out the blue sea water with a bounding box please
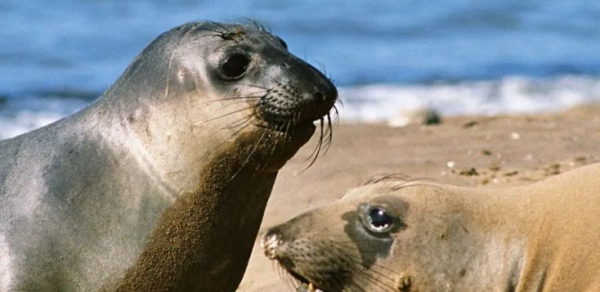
[1,0,600,138]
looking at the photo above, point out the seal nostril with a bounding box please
[314,92,326,105]
[261,231,282,259]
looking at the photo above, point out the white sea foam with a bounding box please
[1,75,600,139]
[339,75,600,123]
[0,98,88,140]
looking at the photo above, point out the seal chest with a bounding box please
[0,20,337,292]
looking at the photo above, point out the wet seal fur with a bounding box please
[0,21,337,292]
[263,163,600,292]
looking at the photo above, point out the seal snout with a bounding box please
[261,222,352,292]
[258,78,337,130]
[261,230,282,260]
[299,78,338,123]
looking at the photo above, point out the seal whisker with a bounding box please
[327,262,353,292]
[351,270,399,292]
[275,262,299,291]
[221,114,254,131]
[346,274,394,292]
[227,129,269,182]
[359,174,438,192]
[331,98,344,117]
[332,103,340,120]
[240,17,269,32]
[330,104,341,127]
[235,82,269,91]
[197,105,254,125]
[331,247,403,280]
[300,117,325,172]
[252,120,285,174]
[208,22,233,33]
[218,98,258,110]
[388,178,440,191]
[326,254,399,292]
[362,174,412,185]
[202,117,253,160]
[202,22,248,42]
[350,263,399,286]
[309,117,324,164]
[266,119,292,171]
[330,241,398,258]
[314,62,336,89]
[345,281,371,292]
[199,96,259,105]
[322,113,334,154]
[326,242,403,275]
[316,61,327,77]
[197,92,262,110]
[163,47,178,101]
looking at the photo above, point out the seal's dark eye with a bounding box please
[366,207,393,233]
[276,36,288,50]
[219,53,250,80]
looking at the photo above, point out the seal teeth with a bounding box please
[298,283,323,292]
[308,283,322,292]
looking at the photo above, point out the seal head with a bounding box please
[263,165,600,291]
[262,186,410,292]
[0,21,337,292]
[110,21,337,132]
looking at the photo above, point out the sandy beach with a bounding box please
[237,104,600,292]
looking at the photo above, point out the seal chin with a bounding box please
[260,120,316,145]
[260,230,338,292]
[263,259,341,292]
[275,265,329,292]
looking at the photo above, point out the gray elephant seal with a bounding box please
[263,163,600,292]
[0,21,337,292]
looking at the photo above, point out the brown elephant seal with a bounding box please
[0,21,337,292]
[263,163,600,292]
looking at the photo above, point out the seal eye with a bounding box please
[366,207,393,233]
[219,53,250,80]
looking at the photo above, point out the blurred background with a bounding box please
[1,0,600,139]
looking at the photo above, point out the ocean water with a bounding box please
[1,0,600,138]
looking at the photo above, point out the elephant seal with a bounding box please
[263,163,600,292]
[0,21,337,292]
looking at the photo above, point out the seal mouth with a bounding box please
[256,119,317,142]
[256,81,338,166]
[286,270,327,292]
[256,107,335,169]
[263,119,316,133]
[261,233,326,292]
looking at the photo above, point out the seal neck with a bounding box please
[404,187,527,291]
[112,129,309,292]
